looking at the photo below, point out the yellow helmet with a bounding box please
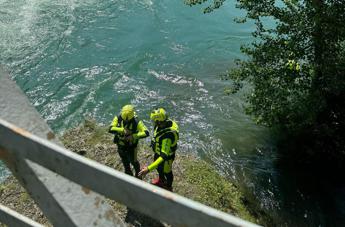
[150,108,167,122]
[121,105,135,121]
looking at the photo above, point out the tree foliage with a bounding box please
[184,0,226,13]
[186,0,345,153]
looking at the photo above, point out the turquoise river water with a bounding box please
[1,0,344,226]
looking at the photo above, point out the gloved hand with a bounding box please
[125,134,134,145]
[124,128,131,136]
[124,128,133,145]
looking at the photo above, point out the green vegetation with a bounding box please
[186,0,345,163]
[185,0,225,13]
[176,158,256,222]
[60,119,269,224]
[62,119,262,224]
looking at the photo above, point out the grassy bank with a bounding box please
[0,119,262,226]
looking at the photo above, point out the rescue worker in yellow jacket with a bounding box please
[138,108,179,191]
[109,105,149,178]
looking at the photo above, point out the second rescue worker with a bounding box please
[139,108,179,191]
[109,105,149,178]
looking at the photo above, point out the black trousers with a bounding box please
[154,153,174,188]
[117,145,140,177]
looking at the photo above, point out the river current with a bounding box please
[1,0,344,226]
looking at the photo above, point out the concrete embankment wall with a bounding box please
[0,66,125,226]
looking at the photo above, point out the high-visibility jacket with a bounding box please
[148,119,179,171]
[109,115,149,147]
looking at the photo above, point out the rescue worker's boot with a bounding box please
[165,172,173,191]
[124,166,133,176]
[151,177,165,187]
[162,185,173,192]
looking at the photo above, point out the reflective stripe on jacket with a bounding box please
[152,119,179,160]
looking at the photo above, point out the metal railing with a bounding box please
[0,204,43,227]
[0,118,260,227]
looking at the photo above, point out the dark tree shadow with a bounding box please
[273,136,345,227]
[124,207,165,227]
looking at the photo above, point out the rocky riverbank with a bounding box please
[0,119,264,226]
